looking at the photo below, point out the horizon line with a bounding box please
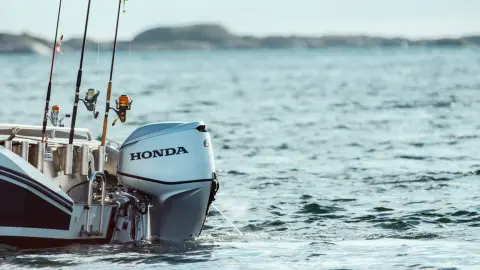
[2,22,480,43]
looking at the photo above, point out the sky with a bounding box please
[1,0,479,41]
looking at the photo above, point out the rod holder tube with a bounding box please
[21,141,29,160]
[80,144,89,176]
[4,141,12,151]
[36,142,45,172]
[97,146,105,172]
[64,144,74,175]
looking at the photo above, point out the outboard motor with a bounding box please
[117,121,217,242]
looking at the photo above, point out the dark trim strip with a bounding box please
[117,171,213,185]
[0,167,73,212]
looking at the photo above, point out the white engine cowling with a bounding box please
[117,121,217,242]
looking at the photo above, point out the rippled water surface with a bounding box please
[1,48,480,269]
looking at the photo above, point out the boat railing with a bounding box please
[0,124,93,141]
[84,170,107,236]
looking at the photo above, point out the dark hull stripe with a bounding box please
[0,165,73,207]
[0,170,73,213]
[0,166,73,212]
[0,178,71,230]
[117,171,213,185]
[0,205,118,249]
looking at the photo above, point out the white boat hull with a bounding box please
[0,122,218,248]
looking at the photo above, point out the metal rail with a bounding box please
[0,124,93,141]
[85,170,107,236]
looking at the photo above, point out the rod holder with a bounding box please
[80,144,89,176]
[4,141,12,151]
[97,145,105,172]
[64,144,74,175]
[36,142,45,172]
[21,141,29,161]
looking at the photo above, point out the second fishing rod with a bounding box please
[65,0,92,175]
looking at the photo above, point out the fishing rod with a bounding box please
[40,0,63,143]
[100,0,132,146]
[65,0,92,175]
[94,0,132,173]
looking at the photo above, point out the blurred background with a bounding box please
[1,1,480,269]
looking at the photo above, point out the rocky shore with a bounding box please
[1,24,479,54]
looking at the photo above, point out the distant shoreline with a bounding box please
[1,23,480,55]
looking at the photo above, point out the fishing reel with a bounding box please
[111,95,132,126]
[80,88,100,119]
[48,105,70,127]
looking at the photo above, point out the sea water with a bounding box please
[0,47,479,269]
